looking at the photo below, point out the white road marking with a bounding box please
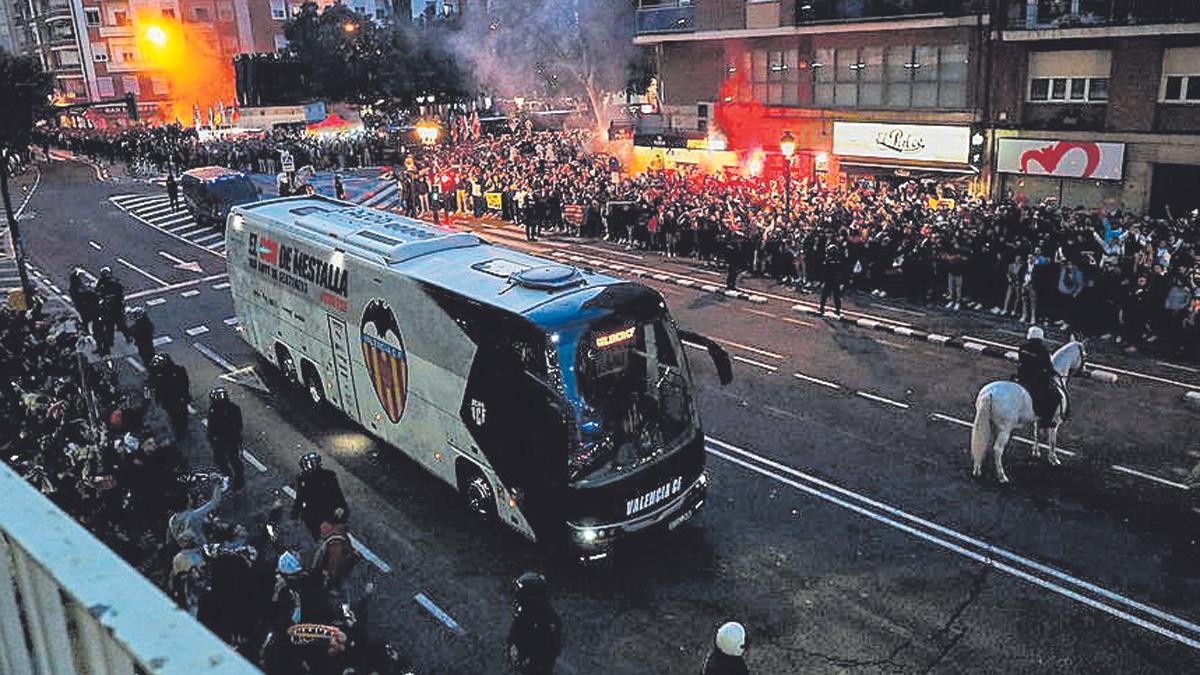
[780,316,816,328]
[152,335,173,346]
[157,214,194,228]
[793,372,842,390]
[712,337,783,360]
[193,232,223,245]
[1111,465,1190,491]
[705,437,1200,651]
[212,282,231,290]
[192,341,234,370]
[281,485,296,499]
[682,340,705,351]
[126,273,228,300]
[414,593,463,634]
[223,317,240,326]
[741,308,778,320]
[146,297,166,306]
[174,224,210,237]
[116,257,168,286]
[124,357,146,373]
[856,391,910,409]
[732,355,778,372]
[180,290,200,298]
[1158,361,1200,374]
[185,325,209,336]
[242,450,268,473]
[139,205,176,219]
[349,534,393,573]
[870,303,927,317]
[88,241,102,251]
[110,195,227,260]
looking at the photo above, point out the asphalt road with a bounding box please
[14,158,1200,674]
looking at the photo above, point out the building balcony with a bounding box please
[636,1,695,35]
[1022,103,1107,132]
[1004,0,1200,32]
[794,0,985,25]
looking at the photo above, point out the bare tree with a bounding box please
[452,0,639,133]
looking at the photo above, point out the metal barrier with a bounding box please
[0,461,262,675]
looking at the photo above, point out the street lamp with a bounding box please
[780,130,796,221]
[343,21,357,33]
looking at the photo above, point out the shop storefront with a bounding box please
[995,137,1126,209]
[830,121,981,190]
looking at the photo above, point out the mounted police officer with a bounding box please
[148,352,192,436]
[206,387,245,490]
[290,453,349,539]
[1017,326,1057,426]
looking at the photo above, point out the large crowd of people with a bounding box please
[385,128,1200,357]
[0,288,397,673]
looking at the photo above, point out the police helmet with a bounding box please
[209,386,229,404]
[277,550,303,575]
[299,452,322,474]
[99,266,113,278]
[127,306,146,321]
[513,571,548,609]
[151,352,171,367]
[715,622,747,657]
[1026,326,1045,341]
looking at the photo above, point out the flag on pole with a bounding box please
[193,103,201,129]
[207,106,214,129]
[470,109,481,140]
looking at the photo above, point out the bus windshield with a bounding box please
[564,318,694,481]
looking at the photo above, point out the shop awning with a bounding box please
[839,160,978,175]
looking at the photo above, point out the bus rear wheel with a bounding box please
[460,468,496,522]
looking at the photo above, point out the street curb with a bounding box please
[1184,391,1200,409]
[547,251,769,305]
[788,304,1119,385]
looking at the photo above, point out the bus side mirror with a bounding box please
[678,330,733,386]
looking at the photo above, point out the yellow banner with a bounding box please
[484,192,503,210]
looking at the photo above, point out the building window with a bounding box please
[111,9,128,25]
[1029,76,1108,103]
[1161,75,1200,103]
[270,0,286,20]
[152,77,168,94]
[162,8,175,18]
[814,43,967,110]
[745,47,798,106]
[218,4,233,21]
[93,51,108,62]
[273,34,288,51]
[193,7,208,21]
[122,75,139,95]
[96,76,114,97]
[58,49,80,66]
[84,7,100,25]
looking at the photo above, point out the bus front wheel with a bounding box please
[275,344,299,385]
[460,467,496,522]
[301,364,325,407]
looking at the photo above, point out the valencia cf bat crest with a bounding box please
[360,299,408,423]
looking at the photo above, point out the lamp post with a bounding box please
[780,130,796,222]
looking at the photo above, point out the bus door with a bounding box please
[326,315,360,420]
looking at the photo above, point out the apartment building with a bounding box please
[635,1,991,187]
[990,0,1200,215]
[7,0,93,102]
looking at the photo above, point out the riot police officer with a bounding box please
[95,267,127,352]
[290,453,349,539]
[68,268,99,336]
[206,387,245,490]
[699,622,751,675]
[506,572,563,675]
[818,236,846,319]
[148,352,191,436]
[127,306,156,364]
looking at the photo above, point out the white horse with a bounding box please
[969,339,1087,483]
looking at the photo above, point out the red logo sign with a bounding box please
[256,235,280,266]
[1020,141,1101,178]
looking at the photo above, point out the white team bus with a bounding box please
[226,195,732,559]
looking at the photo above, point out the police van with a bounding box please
[226,196,731,558]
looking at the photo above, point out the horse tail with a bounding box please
[971,390,993,467]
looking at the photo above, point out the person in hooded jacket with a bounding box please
[506,572,563,675]
[700,621,750,675]
[68,268,99,336]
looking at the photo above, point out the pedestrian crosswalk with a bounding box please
[109,194,226,255]
[0,244,20,295]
